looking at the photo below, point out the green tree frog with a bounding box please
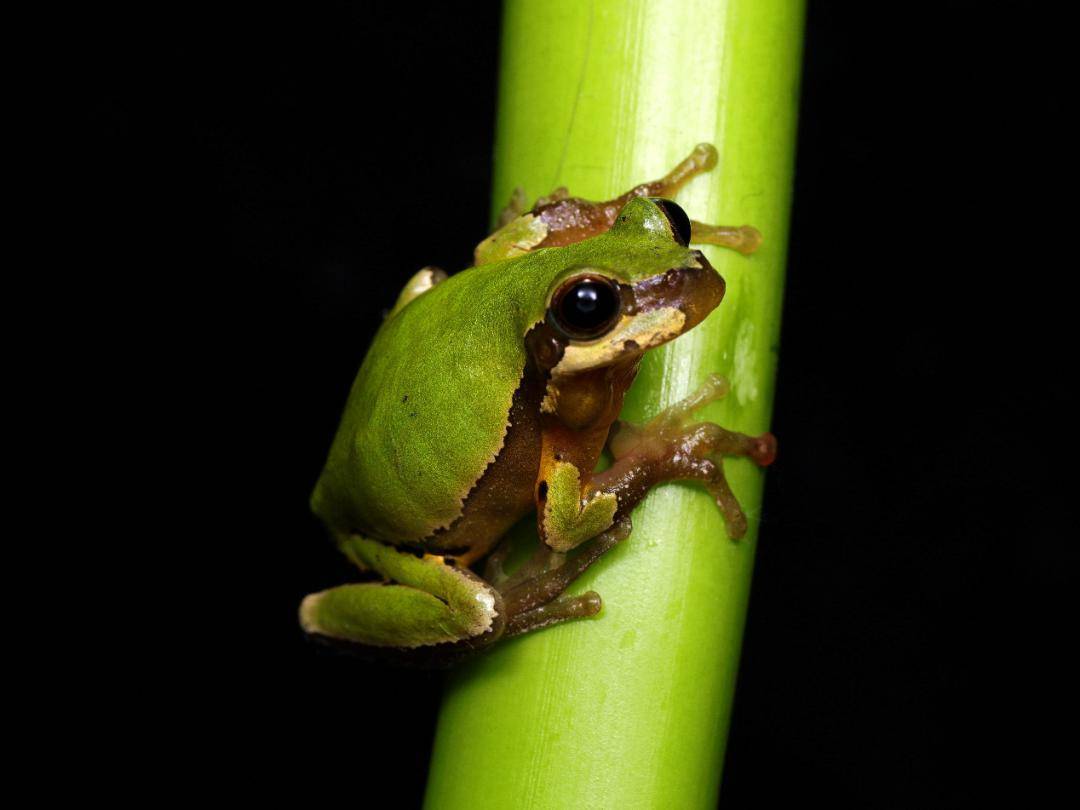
[300,144,775,659]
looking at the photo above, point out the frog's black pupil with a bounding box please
[650,198,692,247]
[556,278,619,338]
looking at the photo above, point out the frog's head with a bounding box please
[537,197,727,376]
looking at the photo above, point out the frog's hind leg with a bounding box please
[532,143,761,252]
[598,143,761,253]
[689,221,762,255]
[493,517,635,637]
[474,143,761,264]
[299,534,505,650]
[493,186,570,230]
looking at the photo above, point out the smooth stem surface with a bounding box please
[425,2,803,807]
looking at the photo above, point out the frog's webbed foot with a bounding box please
[506,591,603,638]
[533,185,569,208]
[495,517,634,637]
[534,143,762,253]
[600,374,776,539]
[488,539,563,592]
[474,185,571,265]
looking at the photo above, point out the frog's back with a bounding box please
[310,256,558,543]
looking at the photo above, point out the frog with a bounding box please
[300,143,776,660]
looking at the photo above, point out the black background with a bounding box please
[101,1,1073,805]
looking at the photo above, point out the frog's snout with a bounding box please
[684,251,727,327]
[630,253,726,336]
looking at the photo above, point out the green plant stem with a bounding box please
[424,2,803,807]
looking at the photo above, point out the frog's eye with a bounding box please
[549,275,622,340]
[649,198,692,247]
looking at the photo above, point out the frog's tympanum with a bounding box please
[301,144,776,660]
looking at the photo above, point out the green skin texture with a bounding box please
[423,2,803,807]
[311,197,694,545]
[306,197,709,647]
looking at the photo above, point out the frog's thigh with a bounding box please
[299,534,503,648]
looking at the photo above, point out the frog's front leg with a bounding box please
[601,374,776,538]
[299,533,505,649]
[387,266,447,317]
[499,379,773,635]
[535,373,774,556]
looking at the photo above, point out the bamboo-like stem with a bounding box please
[425,2,803,806]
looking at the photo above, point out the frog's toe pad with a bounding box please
[749,432,778,466]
